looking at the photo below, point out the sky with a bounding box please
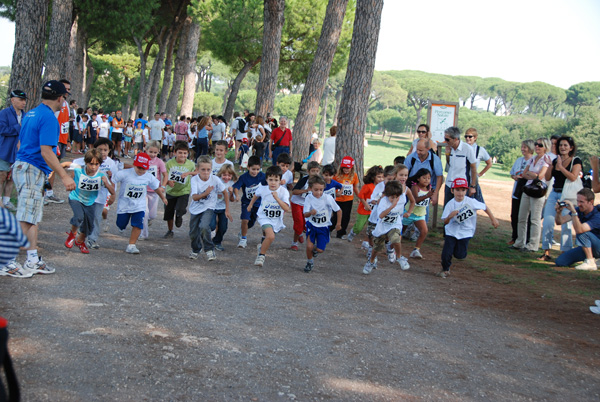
[0,0,598,89]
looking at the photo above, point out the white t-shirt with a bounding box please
[256,185,290,233]
[322,137,336,166]
[98,122,110,138]
[168,132,176,146]
[146,119,166,141]
[215,179,233,211]
[189,175,227,215]
[372,193,406,237]
[113,169,160,214]
[470,143,491,169]
[211,158,234,176]
[368,181,387,224]
[303,193,340,228]
[73,156,118,205]
[442,197,487,239]
[281,170,293,188]
[446,141,477,187]
[212,122,226,141]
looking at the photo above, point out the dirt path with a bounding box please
[2,178,600,401]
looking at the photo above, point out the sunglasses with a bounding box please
[417,130,427,134]
[534,143,544,147]
[464,135,474,139]
[444,137,451,142]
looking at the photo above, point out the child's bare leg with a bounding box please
[130,227,141,244]
[241,219,249,237]
[392,242,401,256]
[167,219,174,231]
[260,227,275,254]
[306,239,314,259]
[415,220,428,249]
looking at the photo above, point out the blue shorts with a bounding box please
[306,221,330,251]
[117,211,145,230]
[240,203,259,229]
[402,214,426,226]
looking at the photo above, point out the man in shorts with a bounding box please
[11,80,76,275]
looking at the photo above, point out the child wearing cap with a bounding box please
[438,177,499,278]
[332,156,360,239]
[112,152,168,254]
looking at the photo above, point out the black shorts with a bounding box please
[73,130,82,143]
[86,133,96,145]
[163,193,190,221]
[112,132,123,142]
[162,144,169,155]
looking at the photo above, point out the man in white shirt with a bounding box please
[322,126,337,166]
[443,126,477,207]
[146,112,165,142]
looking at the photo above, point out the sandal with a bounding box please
[537,254,552,261]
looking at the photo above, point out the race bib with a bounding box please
[382,211,400,225]
[455,204,475,224]
[148,165,158,178]
[263,202,282,219]
[245,184,259,200]
[125,184,145,200]
[341,184,353,197]
[416,198,430,207]
[169,169,186,185]
[61,121,69,134]
[311,211,328,225]
[324,187,336,198]
[78,175,101,191]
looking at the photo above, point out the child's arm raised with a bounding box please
[272,191,291,213]
[443,210,459,225]
[379,198,398,219]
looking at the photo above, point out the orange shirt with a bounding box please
[57,101,70,144]
[334,172,359,202]
[357,183,375,215]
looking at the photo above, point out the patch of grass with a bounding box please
[492,274,513,284]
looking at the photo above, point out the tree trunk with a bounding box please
[9,0,50,108]
[319,87,329,138]
[166,19,191,118]
[123,78,135,119]
[255,0,285,117]
[148,27,171,116]
[67,14,85,106]
[81,52,94,107]
[291,0,348,163]
[223,59,260,122]
[44,0,73,82]
[133,36,148,117]
[486,96,491,113]
[335,0,384,181]
[332,88,342,125]
[222,81,232,115]
[180,22,201,118]
[158,26,179,116]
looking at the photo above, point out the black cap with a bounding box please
[9,89,27,99]
[41,80,69,97]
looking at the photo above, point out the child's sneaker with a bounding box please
[214,244,225,251]
[86,239,100,249]
[304,261,314,273]
[24,257,55,275]
[189,251,199,260]
[126,244,140,254]
[398,255,410,270]
[436,270,449,278]
[175,215,183,228]
[387,248,396,263]
[362,260,373,275]
[238,237,247,248]
[163,230,174,238]
[347,231,356,242]
[361,241,370,250]
[254,254,265,267]
[74,240,90,254]
[366,247,372,261]
[290,242,299,251]
[575,259,598,271]
[103,220,109,232]
[409,248,423,259]
[0,260,33,278]
[206,250,216,261]
[65,231,76,248]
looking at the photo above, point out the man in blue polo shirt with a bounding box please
[555,188,600,270]
[0,89,26,212]
[405,139,443,205]
[10,80,76,277]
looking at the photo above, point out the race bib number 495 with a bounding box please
[341,184,353,196]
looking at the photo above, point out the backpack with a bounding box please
[237,117,247,133]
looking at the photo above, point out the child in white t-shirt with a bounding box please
[303,175,341,272]
[212,164,237,251]
[438,178,498,278]
[211,140,234,175]
[247,165,291,267]
[188,156,232,261]
[276,152,294,191]
[112,152,168,254]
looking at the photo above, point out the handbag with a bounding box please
[560,158,583,201]
[523,179,548,198]
[513,178,527,198]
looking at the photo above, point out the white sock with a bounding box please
[26,249,39,263]
[46,189,54,197]
[2,196,10,204]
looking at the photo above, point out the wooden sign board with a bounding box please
[427,101,459,144]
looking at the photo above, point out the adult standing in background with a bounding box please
[231,111,247,162]
[405,139,443,206]
[322,125,337,166]
[147,112,166,142]
[134,113,148,129]
[508,140,534,245]
[174,115,189,142]
[11,80,76,276]
[463,128,492,203]
[111,110,125,158]
[443,126,477,207]
[0,89,27,212]
[210,115,226,142]
[270,116,292,166]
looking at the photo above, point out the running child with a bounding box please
[64,149,115,254]
[364,165,397,255]
[321,164,343,199]
[164,140,196,238]
[211,140,234,175]
[87,112,98,149]
[161,126,171,159]
[140,141,167,240]
[112,152,168,254]
[303,175,341,273]
[247,165,291,267]
[98,114,110,139]
[363,180,414,274]
[438,178,499,278]
[233,155,266,248]
[124,120,134,157]
[277,153,294,191]
[133,121,145,155]
[252,134,266,165]
[290,161,321,250]
[188,156,233,261]
[212,164,237,251]
[332,156,360,238]
[347,165,383,242]
[403,168,434,259]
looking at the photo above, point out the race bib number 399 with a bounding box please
[263,202,282,219]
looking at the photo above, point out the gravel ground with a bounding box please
[2,183,600,401]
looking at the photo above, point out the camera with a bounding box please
[557,201,567,207]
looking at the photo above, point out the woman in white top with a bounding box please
[513,137,551,252]
[508,140,534,245]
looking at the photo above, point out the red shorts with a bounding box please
[291,202,305,236]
